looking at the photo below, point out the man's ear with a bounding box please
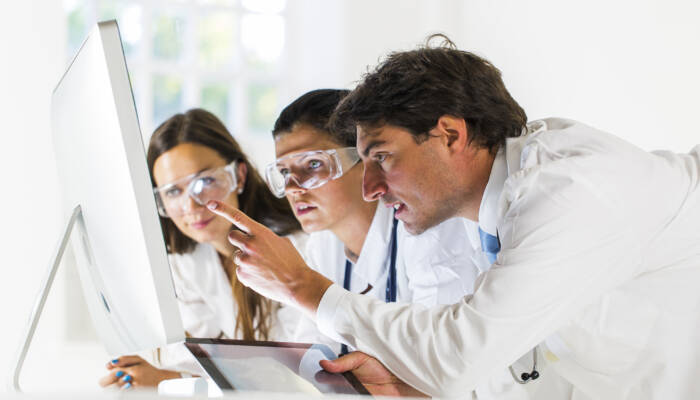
[236,162,248,194]
[434,115,469,153]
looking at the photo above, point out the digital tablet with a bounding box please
[185,338,370,395]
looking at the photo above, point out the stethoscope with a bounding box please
[340,215,399,355]
[484,229,540,385]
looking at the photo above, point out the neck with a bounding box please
[331,201,378,263]
[458,147,497,222]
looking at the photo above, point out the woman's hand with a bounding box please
[99,355,181,389]
[320,351,428,397]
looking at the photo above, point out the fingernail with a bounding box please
[111,359,119,364]
[123,374,132,382]
[123,382,132,389]
[115,371,124,378]
[207,201,218,210]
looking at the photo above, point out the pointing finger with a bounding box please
[207,200,257,235]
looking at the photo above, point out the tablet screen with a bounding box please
[185,338,370,395]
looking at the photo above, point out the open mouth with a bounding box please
[390,202,406,217]
[295,204,317,216]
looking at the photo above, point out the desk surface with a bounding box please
[3,389,382,400]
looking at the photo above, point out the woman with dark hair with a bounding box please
[268,90,483,343]
[99,108,304,389]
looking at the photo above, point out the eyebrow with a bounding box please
[159,165,216,189]
[361,139,386,158]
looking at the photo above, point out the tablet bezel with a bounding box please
[185,337,371,395]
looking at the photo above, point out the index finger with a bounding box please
[206,200,257,235]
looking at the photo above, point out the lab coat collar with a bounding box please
[478,148,507,237]
[505,119,549,176]
[480,120,549,237]
[352,200,394,285]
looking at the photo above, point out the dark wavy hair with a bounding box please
[330,34,527,153]
[147,108,301,340]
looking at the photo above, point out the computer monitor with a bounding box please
[51,19,184,353]
[32,19,183,359]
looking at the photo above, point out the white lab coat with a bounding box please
[152,234,307,375]
[292,200,539,399]
[316,118,700,399]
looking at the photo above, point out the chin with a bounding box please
[402,217,432,236]
[402,223,423,236]
[187,228,218,244]
[298,217,330,234]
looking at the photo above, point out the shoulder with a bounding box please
[513,118,642,170]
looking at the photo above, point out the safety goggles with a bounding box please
[153,161,239,218]
[265,147,360,198]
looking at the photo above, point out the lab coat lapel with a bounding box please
[352,200,393,291]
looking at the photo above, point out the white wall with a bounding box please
[284,0,700,152]
[0,0,67,393]
[1,0,699,394]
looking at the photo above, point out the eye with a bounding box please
[164,187,182,198]
[307,159,324,170]
[278,167,290,177]
[199,176,216,185]
[373,153,388,163]
[191,176,216,194]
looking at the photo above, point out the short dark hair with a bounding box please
[330,35,527,152]
[273,89,354,147]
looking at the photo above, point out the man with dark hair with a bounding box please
[207,38,700,399]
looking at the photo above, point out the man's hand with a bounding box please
[320,351,428,397]
[99,355,181,389]
[207,200,333,316]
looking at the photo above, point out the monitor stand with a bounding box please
[10,205,83,392]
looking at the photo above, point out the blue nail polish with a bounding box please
[123,382,132,389]
[115,371,124,378]
[111,359,119,364]
[123,375,132,382]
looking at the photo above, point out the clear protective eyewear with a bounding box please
[153,161,239,218]
[265,147,360,198]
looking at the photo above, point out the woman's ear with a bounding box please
[236,162,247,194]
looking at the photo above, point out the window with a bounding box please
[60,0,287,343]
[64,0,286,169]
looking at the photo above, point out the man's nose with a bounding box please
[362,163,387,202]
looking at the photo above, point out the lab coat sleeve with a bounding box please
[316,156,643,397]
